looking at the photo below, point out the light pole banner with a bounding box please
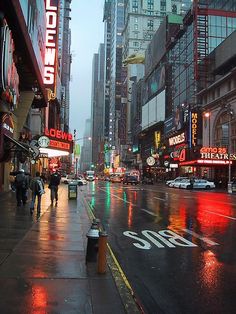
[74,144,80,157]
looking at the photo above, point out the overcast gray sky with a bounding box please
[69,0,104,139]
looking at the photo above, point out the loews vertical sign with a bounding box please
[44,0,59,89]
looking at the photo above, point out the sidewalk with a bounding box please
[0,186,127,313]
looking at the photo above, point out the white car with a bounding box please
[180,179,215,190]
[62,175,74,184]
[173,179,189,188]
[77,178,87,186]
[167,177,188,187]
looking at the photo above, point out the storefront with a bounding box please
[38,128,73,177]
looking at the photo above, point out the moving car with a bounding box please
[77,178,87,186]
[110,175,123,183]
[180,179,215,189]
[62,175,74,184]
[166,177,188,187]
[123,175,139,185]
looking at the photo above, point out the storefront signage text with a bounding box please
[45,128,73,141]
[44,0,58,85]
[169,132,185,146]
[191,112,198,147]
[200,146,236,160]
[49,140,70,150]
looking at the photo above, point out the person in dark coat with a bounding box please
[30,171,45,215]
[48,170,61,205]
[14,169,29,206]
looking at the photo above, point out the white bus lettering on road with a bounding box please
[142,230,176,248]
[123,229,209,249]
[123,231,151,250]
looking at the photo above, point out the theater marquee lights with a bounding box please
[41,128,73,157]
[44,0,59,87]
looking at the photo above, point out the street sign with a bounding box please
[38,135,50,148]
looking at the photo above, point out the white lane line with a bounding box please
[205,210,236,221]
[182,229,220,246]
[99,188,134,204]
[140,208,158,216]
[154,197,166,201]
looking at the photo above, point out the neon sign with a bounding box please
[49,140,70,150]
[45,128,73,141]
[169,132,185,146]
[191,112,198,147]
[200,146,236,160]
[44,0,58,85]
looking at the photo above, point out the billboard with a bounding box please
[19,0,46,81]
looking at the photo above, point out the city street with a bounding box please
[81,181,236,314]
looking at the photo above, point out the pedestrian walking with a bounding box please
[189,177,195,190]
[30,171,45,215]
[48,170,61,205]
[14,169,29,206]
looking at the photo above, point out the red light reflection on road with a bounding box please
[199,250,221,293]
[196,192,233,231]
[128,203,133,227]
[31,284,48,310]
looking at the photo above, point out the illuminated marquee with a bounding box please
[45,128,73,141]
[49,140,70,150]
[200,146,236,160]
[169,132,185,146]
[44,0,58,86]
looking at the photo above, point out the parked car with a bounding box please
[110,175,122,183]
[142,176,154,185]
[173,179,189,188]
[123,175,139,185]
[180,179,215,189]
[166,177,188,187]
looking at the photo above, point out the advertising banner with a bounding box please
[19,0,46,80]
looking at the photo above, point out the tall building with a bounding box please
[59,0,72,133]
[80,119,92,172]
[103,0,112,140]
[91,44,105,169]
[122,0,183,155]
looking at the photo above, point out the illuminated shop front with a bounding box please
[39,128,73,174]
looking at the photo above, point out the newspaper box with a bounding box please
[68,183,77,199]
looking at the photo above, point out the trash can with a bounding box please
[68,183,77,199]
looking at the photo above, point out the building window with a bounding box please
[147,20,154,30]
[133,41,139,47]
[134,24,138,30]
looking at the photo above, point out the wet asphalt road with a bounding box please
[82,181,236,314]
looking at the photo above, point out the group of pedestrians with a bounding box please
[12,169,61,215]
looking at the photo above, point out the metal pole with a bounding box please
[228,112,231,183]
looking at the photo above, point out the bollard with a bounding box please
[97,231,108,274]
[86,221,99,263]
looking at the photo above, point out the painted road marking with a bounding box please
[99,188,134,204]
[182,229,219,246]
[154,197,166,201]
[124,229,219,249]
[205,210,236,221]
[141,208,157,217]
[123,230,198,249]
